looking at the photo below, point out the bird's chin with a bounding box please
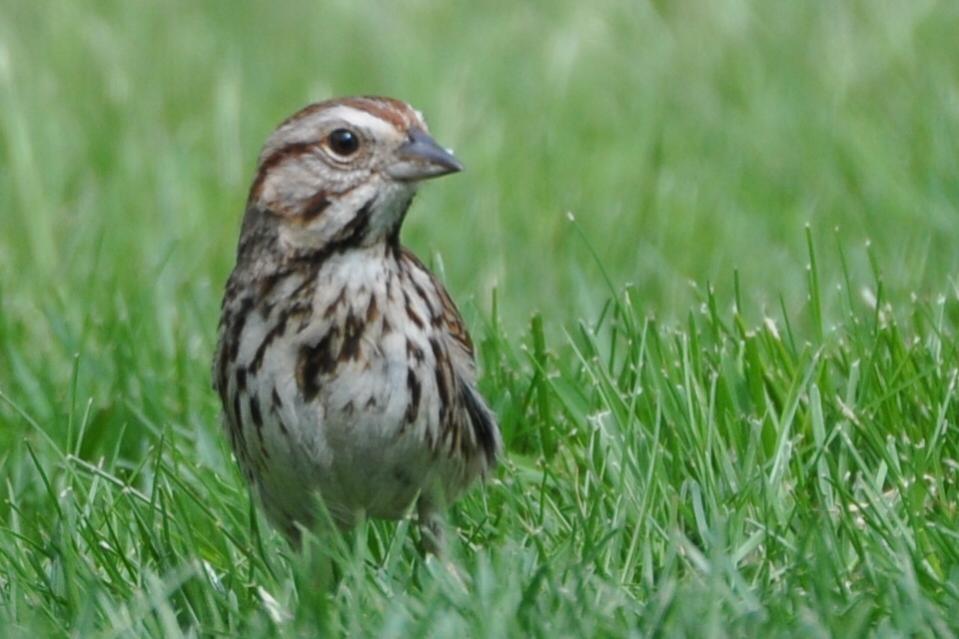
[375,183,418,232]
[372,178,415,205]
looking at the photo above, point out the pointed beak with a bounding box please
[387,128,464,181]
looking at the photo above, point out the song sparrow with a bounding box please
[212,96,501,552]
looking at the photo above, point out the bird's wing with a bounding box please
[400,247,502,465]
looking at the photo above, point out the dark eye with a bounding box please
[328,128,359,156]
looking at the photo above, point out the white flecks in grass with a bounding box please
[203,560,226,596]
[257,586,290,623]
[836,398,859,424]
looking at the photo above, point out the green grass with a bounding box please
[2,0,959,636]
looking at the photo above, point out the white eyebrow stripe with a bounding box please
[315,106,401,138]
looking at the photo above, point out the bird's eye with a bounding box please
[328,128,360,156]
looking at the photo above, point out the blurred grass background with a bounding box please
[3,0,957,329]
[1,0,959,636]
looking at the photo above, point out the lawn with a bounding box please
[1,0,958,636]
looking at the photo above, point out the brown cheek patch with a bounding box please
[298,191,331,224]
[248,142,318,203]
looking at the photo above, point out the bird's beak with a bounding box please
[387,128,464,181]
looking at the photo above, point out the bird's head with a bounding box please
[244,96,462,254]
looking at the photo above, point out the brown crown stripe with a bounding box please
[273,96,416,148]
[344,97,413,130]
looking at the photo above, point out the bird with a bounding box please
[212,96,501,553]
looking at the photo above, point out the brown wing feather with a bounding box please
[399,247,501,464]
[399,247,475,364]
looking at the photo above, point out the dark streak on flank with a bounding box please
[235,368,247,393]
[287,270,317,301]
[249,395,267,458]
[429,337,452,416]
[461,382,499,463]
[231,391,248,458]
[398,248,475,356]
[403,290,425,329]
[338,310,365,362]
[257,269,292,300]
[249,394,263,429]
[324,287,346,319]
[296,327,339,401]
[270,388,289,435]
[406,338,424,363]
[365,296,379,323]
[250,312,290,373]
[227,297,254,363]
[404,368,421,425]
[409,277,436,319]
[287,302,313,333]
